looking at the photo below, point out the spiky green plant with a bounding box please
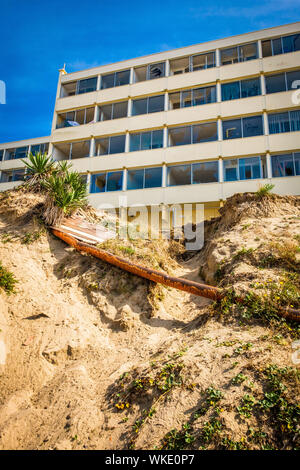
[256,184,275,199]
[22,152,56,189]
[43,172,88,226]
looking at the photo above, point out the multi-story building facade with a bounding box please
[1,22,300,223]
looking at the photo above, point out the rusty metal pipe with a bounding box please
[52,229,300,323]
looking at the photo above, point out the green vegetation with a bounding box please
[0,261,18,294]
[255,183,275,199]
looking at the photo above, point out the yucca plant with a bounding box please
[22,152,56,190]
[43,172,88,226]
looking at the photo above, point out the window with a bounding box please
[168,165,191,186]
[56,107,94,128]
[127,167,162,190]
[192,161,219,184]
[0,169,25,183]
[31,143,49,155]
[95,135,126,155]
[221,43,257,65]
[271,153,300,177]
[77,77,97,94]
[169,86,216,109]
[262,34,300,57]
[134,62,165,82]
[6,146,29,160]
[192,52,215,70]
[101,70,130,89]
[221,77,261,101]
[265,70,300,94]
[90,171,123,193]
[168,122,218,147]
[131,95,165,115]
[99,101,128,121]
[223,116,263,139]
[0,150,4,161]
[268,110,300,134]
[170,56,190,75]
[224,156,264,181]
[130,130,163,152]
[53,141,90,160]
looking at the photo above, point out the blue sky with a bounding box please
[0,0,299,143]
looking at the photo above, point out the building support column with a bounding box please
[217,118,222,141]
[258,40,263,59]
[164,92,168,111]
[96,74,101,91]
[260,73,266,95]
[130,67,134,84]
[163,126,168,148]
[128,98,132,117]
[263,111,269,135]
[162,163,167,187]
[215,48,221,67]
[266,152,272,179]
[216,81,221,102]
[125,131,130,153]
[94,105,99,123]
[89,137,95,157]
[165,59,170,77]
[218,157,223,183]
[122,168,127,191]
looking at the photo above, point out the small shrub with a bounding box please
[0,262,18,294]
[256,184,275,199]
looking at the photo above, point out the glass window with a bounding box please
[193,86,217,105]
[141,132,152,151]
[265,73,286,94]
[99,104,113,121]
[0,150,3,161]
[222,81,240,101]
[239,157,261,180]
[170,56,190,75]
[193,122,218,143]
[262,40,272,57]
[242,115,263,137]
[112,101,128,119]
[106,171,123,191]
[70,141,90,160]
[241,77,261,97]
[290,110,300,132]
[169,92,181,110]
[167,165,191,186]
[152,130,164,149]
[148,95,165,113]
[239,43,257,61]
[31,143,49,155]
[109,135,126,154]
[101,70,130,89]
[286,70,300,90]
[168,127,191,146]
[192,161,218,184]
[221,47,238,65]
[224,159,238,181]
[129,133,141,152]
[268,112,290,134]
[148,62,165,80]
[223,119,242,139]
[77,77,97,94]
[13,169,26,181]
[14,147,28,159]
[132,98,148,116]
[282,34,300,53]
[271,154,295,177]
[129,130,163,152]
[192,52,215,70]
[91,173,106,193]
[272,38,283,55]
[294,153,300,175]
[144,167,162,188]
[182,90,192,107]
[127,169,144,190]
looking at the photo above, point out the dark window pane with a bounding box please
[149,62,165,79]
[271,154,295,177]
[221,47,238,65]
[13,170,25,181]
[239,157,261,180]
[109,135,125,154]
[242,115,263,137]
[192,161,218,184]
[182,90,192,107]
[106,171,123,191]
[130,134,141,152]
[290,110,300,132]
[168,165,191,186]
[224,159,238,181]
[99,104,113,121]
[151,130,163,149]
[101,74,115,90]
[148,95,164,113]
[193,122,218,143]
[265,73,286,94]
[223,119,242,139]
[15,147,28,159]
[169,127,191,146]
[194,86,216,104]
[272,38,283,55]
[241,77,261,97]
[286,70,300,90]
[0,150,3,161]
[115,70,130,86]
[144,167,162,188]
[262,40,272,57]
[91,173,106,193]
[294,153,300,175]
[268,112,290,134]
[282,34,300,53]
[192,52,215,70]
[141,132,152,150]
[127,169,144,190]
[77,77,97,94]
[239,43,257,61]
[221,81,240,101]
[132,98,147,116]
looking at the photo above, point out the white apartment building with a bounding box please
[1,22,300,222]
